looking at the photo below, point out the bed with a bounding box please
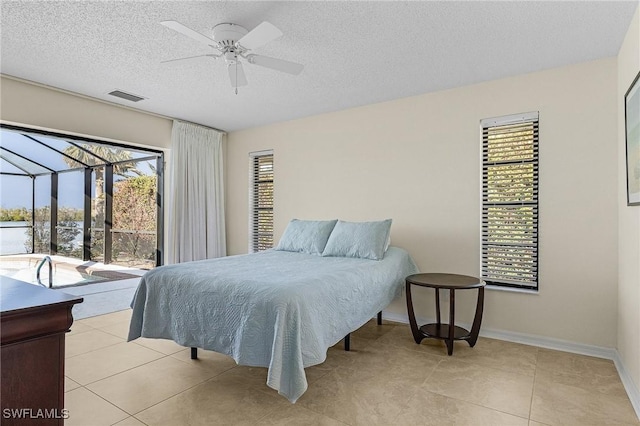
[127,220,418,402]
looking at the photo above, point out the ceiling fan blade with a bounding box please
[247,54,304,75]
[237,21,282,50]
[161,54,219,64]
[228,62,248,87]
[160,20,219,47]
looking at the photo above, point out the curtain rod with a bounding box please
[173,119,227,135]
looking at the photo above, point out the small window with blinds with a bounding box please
[481,112,539,290]
[250,151,274,252]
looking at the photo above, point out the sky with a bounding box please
[0,130,158,210]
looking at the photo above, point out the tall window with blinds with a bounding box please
[481,112,539,290]
[250,151,274,252]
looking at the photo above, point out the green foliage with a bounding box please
[0,207,31,222]
[23,206,82,255]
[61,144,140,176]
[112,175,157,265]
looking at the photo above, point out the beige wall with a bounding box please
[227,58,619,348]
[0,76,172,150]
[618,6,640,397]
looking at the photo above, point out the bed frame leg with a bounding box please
[190,347,198,359]
[344,312,382,352]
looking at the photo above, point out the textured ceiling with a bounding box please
[0,1,637,132]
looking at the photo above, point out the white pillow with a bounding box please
[275,219,338,255]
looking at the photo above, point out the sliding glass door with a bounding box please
[0,125,164,269]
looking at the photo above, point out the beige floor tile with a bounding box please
[212,365,273,393]
[133,337,186,355]
[297,368,412,425]
[64,387,128,426]
[350,319,397,341]
[65,376,81,392]
[395,388,529,425]
[67,320,94,336]
[537,348,616,375]
[443,337,538,377]
[256,403,345,425]
[66,341,164,385]
[531,370,639,425]
[422,358,534,418]
[375,324,452,357]
[87,356,220,415]
[535,366,628,399]
[346,339,442,372]
[529,421,551,426]
[537,349,622,385]
[304,362,336,385]
[98,320,132,340]
[112,416,147,426]
[135,378,287,425]
[79,309,133,329]
[297,349,439,426]
[66,329,124,358]
[305,345,360,376]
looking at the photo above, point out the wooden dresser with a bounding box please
[1,277,83,425]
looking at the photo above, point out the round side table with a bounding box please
[405,273,485,355]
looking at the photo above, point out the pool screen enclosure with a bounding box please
[0,124,164,269]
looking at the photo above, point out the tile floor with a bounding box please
[63,309,639,426]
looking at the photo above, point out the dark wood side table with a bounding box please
[405,273,485,355]
[1,277,83,425]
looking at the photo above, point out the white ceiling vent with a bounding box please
[107,89,146,102]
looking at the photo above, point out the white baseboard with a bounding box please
[381,311,640,420]
[613,351,640,420]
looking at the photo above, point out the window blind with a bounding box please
[481,113,539,289]
[250,152,273,252]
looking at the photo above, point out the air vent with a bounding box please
[107,90,146,102]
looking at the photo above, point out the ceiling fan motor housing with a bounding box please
[213,23,248,48]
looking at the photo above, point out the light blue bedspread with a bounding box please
[128,247,418,402]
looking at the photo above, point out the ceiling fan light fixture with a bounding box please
[224,51,237,64]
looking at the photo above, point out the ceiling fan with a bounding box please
[161,20,304,92]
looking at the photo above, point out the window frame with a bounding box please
[249,150,274,253]
[480,112,539,291]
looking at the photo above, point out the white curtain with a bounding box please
[169,120,226,263]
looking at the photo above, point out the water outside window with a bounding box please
[0,174,32,255]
